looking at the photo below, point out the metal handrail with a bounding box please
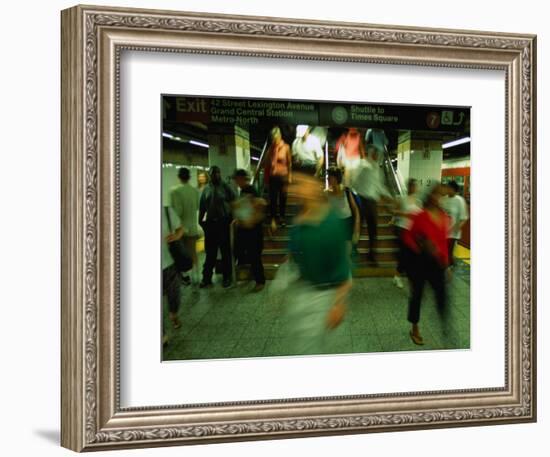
[324,140,329,189]
[251,139,269,186]
[382,146,404,197]
[394,167,406,197]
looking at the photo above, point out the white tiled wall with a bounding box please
[408,148,442,189]
[397,142,442,190]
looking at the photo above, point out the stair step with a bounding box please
[263,223,397,237]
[264,213,395,222]
[262,247,398,254]
[261,248,398,264]
[356,238,397,248]
[263,235,398,250]
[236,262,397,280]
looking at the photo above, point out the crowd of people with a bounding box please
[162,124,469,348]
[263,125,392,264]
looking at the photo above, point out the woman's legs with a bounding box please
[269,177,279,222]
[407,254,426,344]
[278,176,287,223]
[183,235,199,283]
[447,238,457,267]
[163,264,182,328]
[407,254,448,345]
[429,265,447,315]
[393,227,406,288]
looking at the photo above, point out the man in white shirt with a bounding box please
[291,125,324,176]
[349,147,392,264]
[364,128,388,166]
[170,167,200,283]
[441,181,469,266]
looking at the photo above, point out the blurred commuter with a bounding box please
[441,181,469,267]
[284,173,352,353]
[170,167,200,284]
[364,128,389,166]
[326,166,360,248]
[161,206,185,345]
[197,170,209,195]
[265,126,292,229]
[349,147,391,264]
[291,125,324,177]
[198,166,236,288]
[232,169,266,292]
[336,127,365,172]
[392,178,422,288]
[402,183,451,345]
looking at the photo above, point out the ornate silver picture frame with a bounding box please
[61,4,536,452]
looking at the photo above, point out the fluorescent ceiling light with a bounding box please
[442,137,471,149]
[251,156,260,161]
[189,140,209,148]
[162,132,185,142]
[163,133,208,147]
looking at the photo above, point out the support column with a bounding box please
[397,131,443,190]
[206,124,251,179]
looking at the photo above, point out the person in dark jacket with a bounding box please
[198,166,236,288]
[232,169,266,292]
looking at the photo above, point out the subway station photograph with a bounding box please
[161,95,471,361]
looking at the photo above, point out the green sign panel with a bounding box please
[163,95,469,133]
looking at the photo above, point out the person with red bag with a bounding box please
[402,183,451,346]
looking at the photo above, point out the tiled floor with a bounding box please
[162,259,471,361]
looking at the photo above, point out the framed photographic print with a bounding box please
[61,4,536,452]
[160,94,473,362]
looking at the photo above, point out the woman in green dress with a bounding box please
[283,173,353,354]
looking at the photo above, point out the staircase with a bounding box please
[236,198,398,280]
[237,139,402,281]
